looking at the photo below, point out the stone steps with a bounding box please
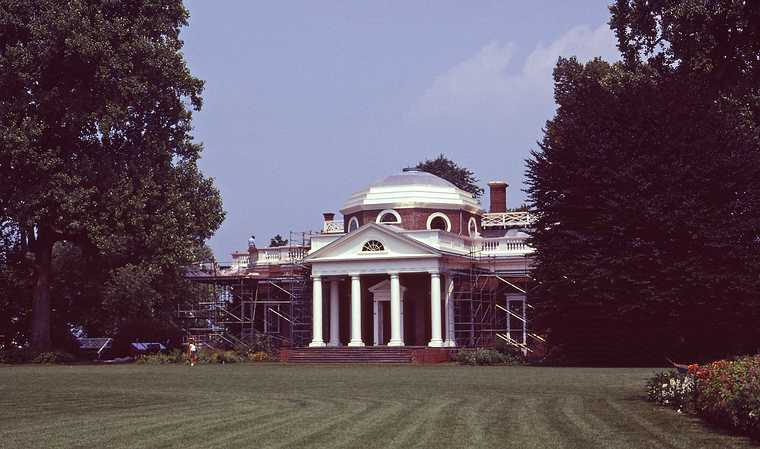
[281,347,430,364]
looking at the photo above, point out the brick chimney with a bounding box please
[487,181,508,213]
[322,212,335,222]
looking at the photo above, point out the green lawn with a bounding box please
[0,364,754,449]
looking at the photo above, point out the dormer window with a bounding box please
[426,212,452,232]
[361,240,385,252]
[376,209,401,225]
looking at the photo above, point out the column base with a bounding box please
[427,339,444,348]
[328,341,341,347]
[444,340,456,348]
[308,341,326,348]
[347,340,365,347]
[387,339,405,347]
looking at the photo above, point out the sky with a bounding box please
[181,1,621,259]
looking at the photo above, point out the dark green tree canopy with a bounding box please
[414,154,484,199]
[0,0,224,350]
[269,234,288,247]
[527,56,760,364]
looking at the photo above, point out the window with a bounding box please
[375,209,401,224]
[347,217,359,232]
[361,240,385,252]
[468,217,479,237]
[426,212,452,232]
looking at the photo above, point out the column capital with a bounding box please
[428,270,441,277]
[349,273,361,280]
[388,272,399,278]
[311,274,322,280]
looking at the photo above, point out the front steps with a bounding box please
[280,346,452,364]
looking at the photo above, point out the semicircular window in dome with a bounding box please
[361,240,385,252]
[426,212,452,232]
[376,209,401,224]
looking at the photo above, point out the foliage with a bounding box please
[647,356,760,440]
[0,348,35,364]
[646,370,696,413]
[196,348,244,364]
[247,351,274,362]
[610,0,760,99]
[456,348,523,366]
[31,351,76,364]
[415,154,484,199]
[526,55,760,364]
[694,355,760,439]
[269,235,288,247]
[136,349,186,365]
[0,1,225,350]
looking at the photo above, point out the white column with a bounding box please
[328,280,340,346]
[348,274,365,347]
[428,271,444,347]
[388,273,404,346]
[373,299,380,346]
[309,275,326,347]
[444,274,456,347]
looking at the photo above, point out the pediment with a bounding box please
[304,223,441,263]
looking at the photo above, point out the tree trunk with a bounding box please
[31,232,53,352]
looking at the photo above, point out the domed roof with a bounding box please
[340,169,483,215]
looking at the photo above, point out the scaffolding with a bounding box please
[450,244,537,352]
[178,231,315,350]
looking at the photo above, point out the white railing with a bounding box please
[255,246,309,265]
[476,237,533,255]
[322,220,344,234]
[481,211,534,228]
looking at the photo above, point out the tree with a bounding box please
[269,235,288,247]
[0,1,224,351]
[415,154,484,199]
[526,56,760,364]
[610,0,760,96]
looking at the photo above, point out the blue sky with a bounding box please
[181,1,620,259]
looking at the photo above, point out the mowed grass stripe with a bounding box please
[0,364,756,449]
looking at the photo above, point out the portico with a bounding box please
[304,223,456,348]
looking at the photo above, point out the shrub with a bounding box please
[646,370,696,413]
[196,348,244,364]
[136,349,185,365]
[247,351,273,362]
[0,348,36,364]
[647,355,760,440]
[694,355,760,439]
[31,351,76,364]
[456,348,523,366]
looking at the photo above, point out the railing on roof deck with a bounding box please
[322,220,344,234]
[477,237,533,255]
[481,211,535,228]
[254,245,309,265]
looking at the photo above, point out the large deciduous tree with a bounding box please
[415,154,485,199]
[0,1,224,351]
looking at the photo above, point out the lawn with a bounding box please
[0,364,755,449]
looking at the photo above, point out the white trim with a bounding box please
[468,216,479,238]
[375,209,402,224]
[347,216,360,232]
[426,212,452,232]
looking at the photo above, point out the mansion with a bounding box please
[185,169,536,356]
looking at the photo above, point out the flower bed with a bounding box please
[647,355,760,440]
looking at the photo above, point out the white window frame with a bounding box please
[375,208,402,225]
[468,216,479,238]
[347,216,360,232]
[426,212,452,232]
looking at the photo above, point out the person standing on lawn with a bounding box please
[188,339,198,366]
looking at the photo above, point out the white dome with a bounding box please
[340,170,483,214]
